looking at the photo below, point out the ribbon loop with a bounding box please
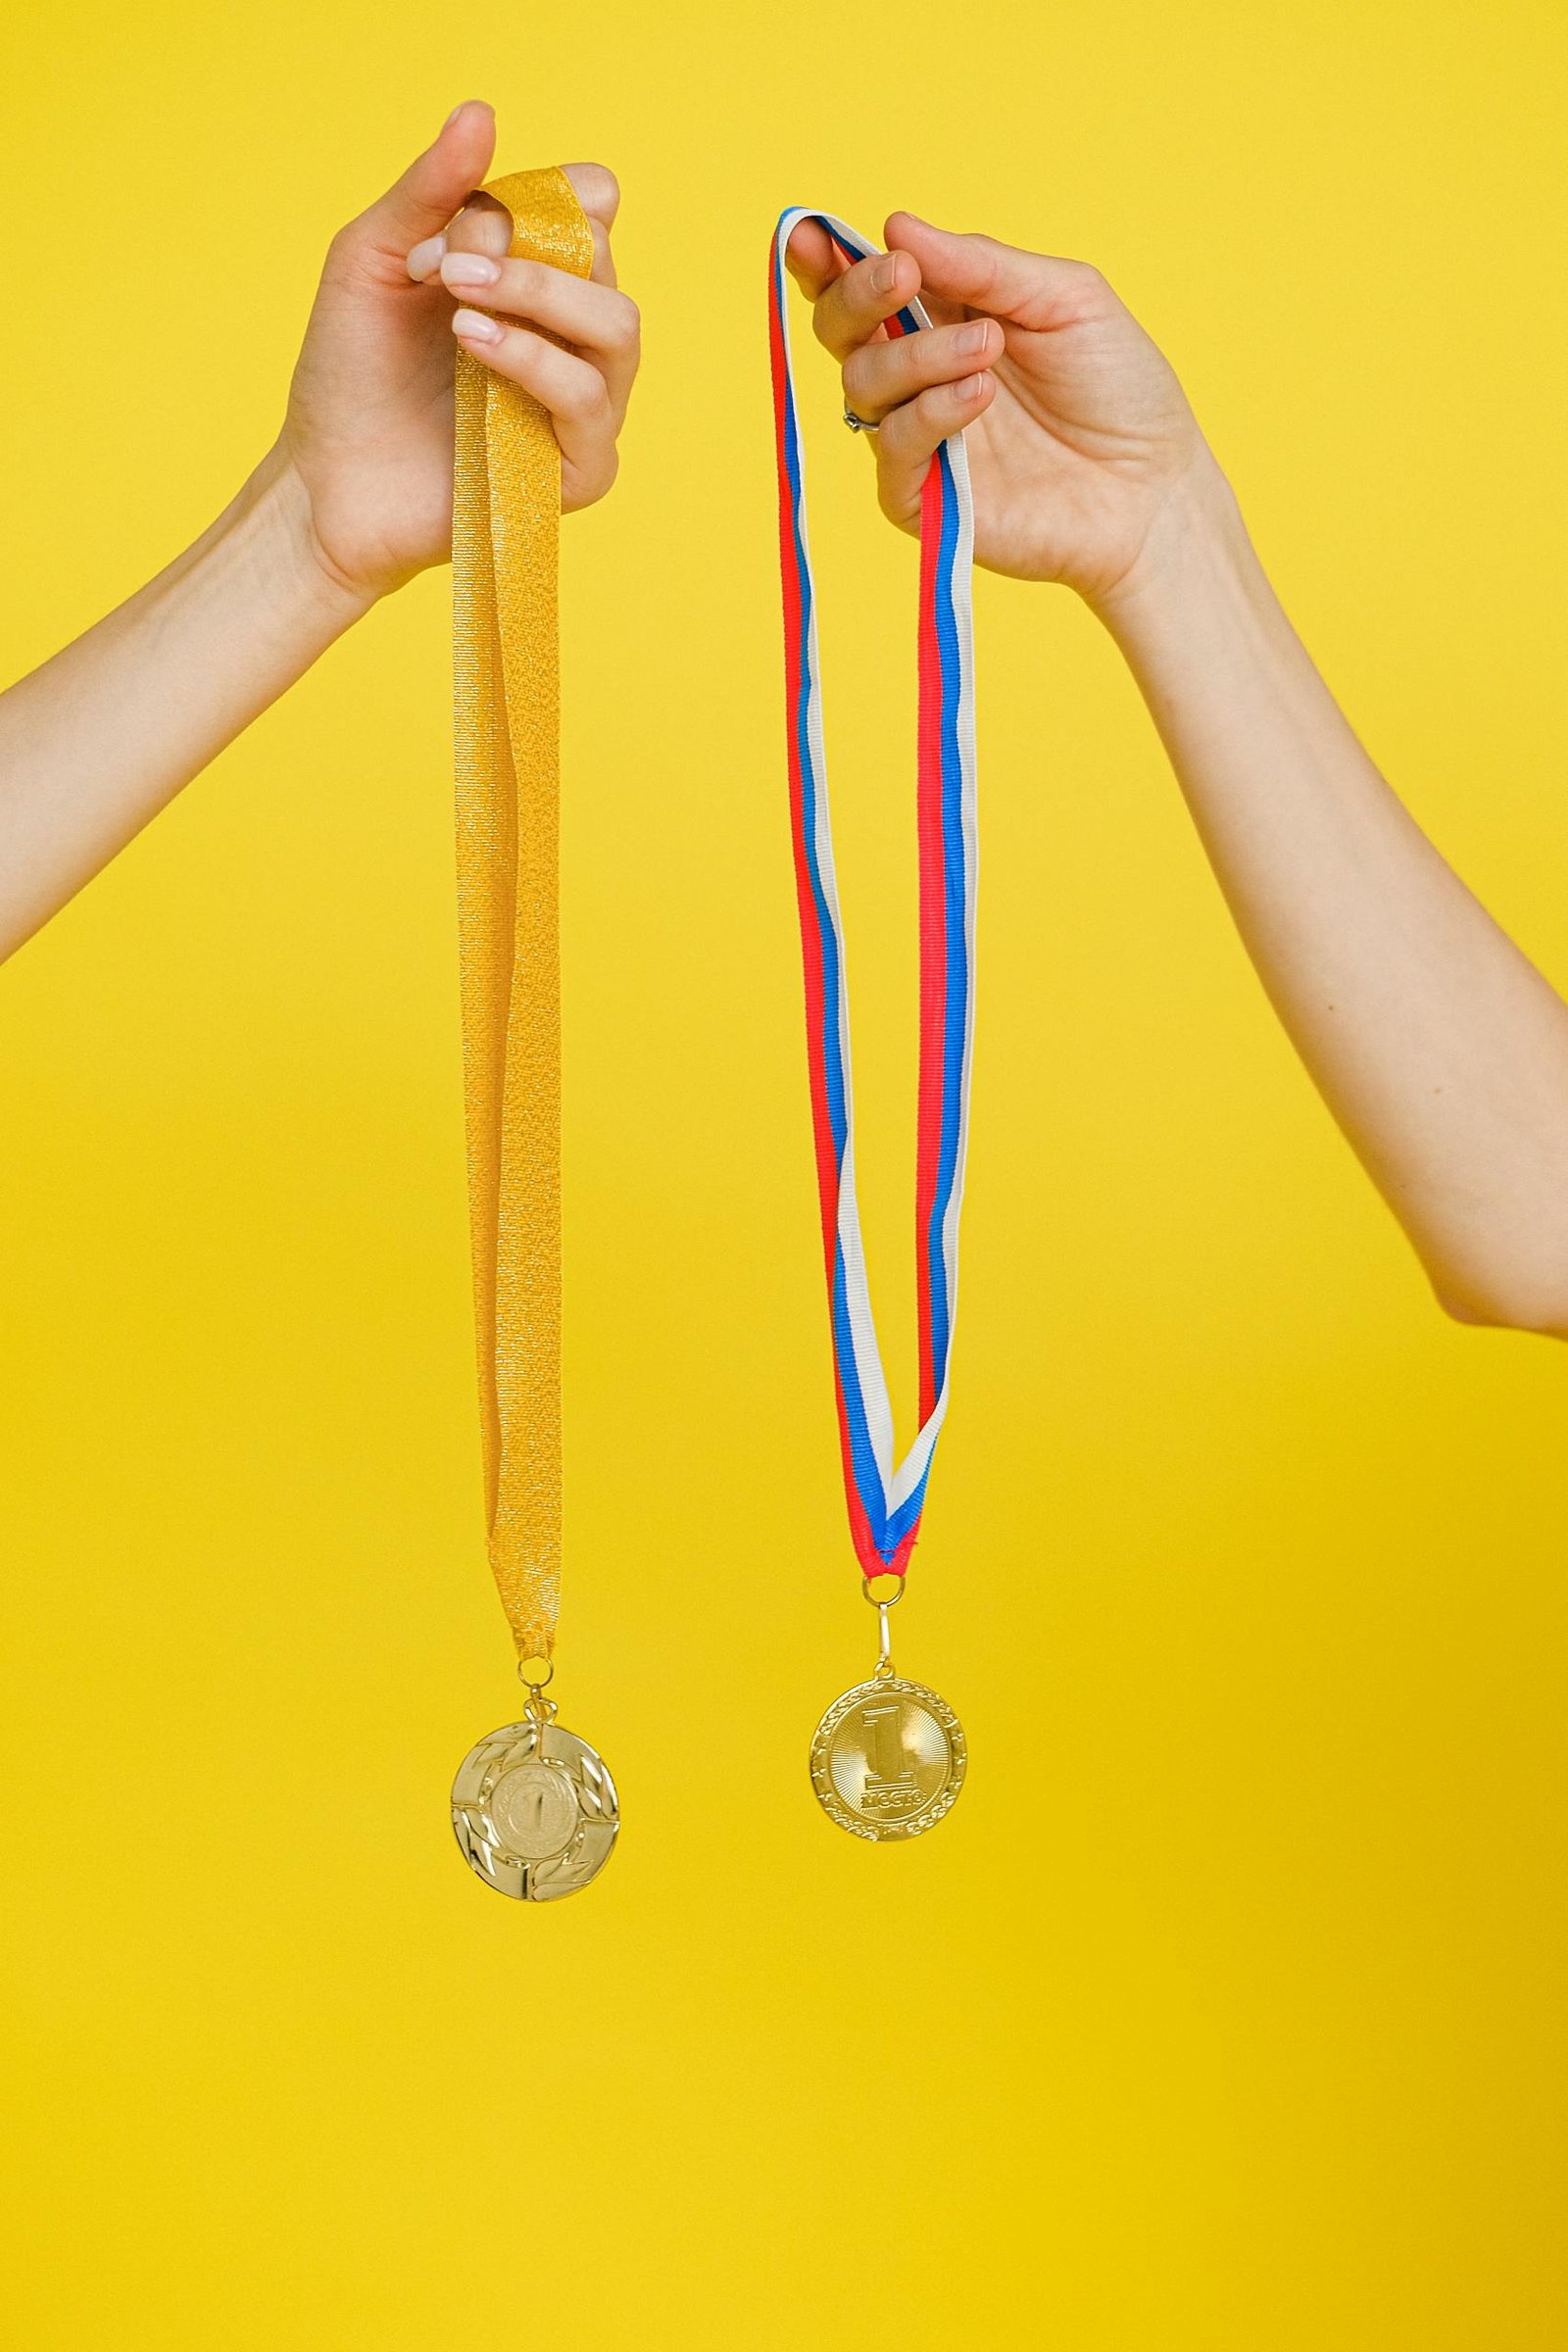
[453,168,595,1660]
[768,210,980,1583]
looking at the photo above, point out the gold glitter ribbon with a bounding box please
[452,167,595,1662]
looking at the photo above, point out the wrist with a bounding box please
[1089,454,1260,652]
[1088,448,1327,778]
[222,446,379,639]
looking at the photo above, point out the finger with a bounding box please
[874,373,997,524]
[439,252,640,417]
[355,102,497,263]
[784,218,849,303]
[561,165,620,287]
[438,179,619,290]
[884,213,1103,331]
[843,316,1003,426]
[808,247,920,362]
[560,162,619,232]
[583,214,617,289]
[808,248,920,362]
[444,190,514,264]
[452,311,617,501]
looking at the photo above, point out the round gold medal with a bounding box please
[808,1675,966,1842]
[451,1711,619,1900]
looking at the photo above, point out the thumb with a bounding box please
[885,212,1100,332]
[350,101,498,261]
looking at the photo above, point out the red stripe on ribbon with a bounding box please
[769,276,841,1290]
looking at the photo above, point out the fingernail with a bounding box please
[959,372,988,400]
[441,252,499,288]
[452,308,503,344]
[406,233,447,283]
[956,321,989,357]
[444,102,469,127]
[871,255,897,295]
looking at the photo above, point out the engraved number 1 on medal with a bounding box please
[860,1700,920,1814]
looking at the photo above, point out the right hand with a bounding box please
[275,105,638,607]
[785,213,1220,611]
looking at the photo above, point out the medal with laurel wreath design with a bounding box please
[771,209,978,1841]
[447,170,617,1898]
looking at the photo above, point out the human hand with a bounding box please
[274,104,637,606]
[785,214,1218,610]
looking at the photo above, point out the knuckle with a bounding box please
[956,233,1002,291]
[846,256,887,312]
[566,445,619,514]
[443,202,485,255]
[564,370,612,422]
[1058,257,1110,310]
[841,346,879,405]
[606,293,641,352]
[567,162,620,223]
[325,222,369,277]
[873,404,909,461]
[501,254,542,304]
[811,306,842,355]
[877,478,916,537]
[466,199,514,260]
[324,222,387,294]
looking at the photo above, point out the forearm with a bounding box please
[1099,462,1568,1332]
[0,448,369,960]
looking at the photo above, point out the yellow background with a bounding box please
[3,3,1566,2344]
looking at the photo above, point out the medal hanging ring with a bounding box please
[446,167,618,1900]
[770,210,978,1841]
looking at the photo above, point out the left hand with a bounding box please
[275,103,638,606]
[785,213,1209,610]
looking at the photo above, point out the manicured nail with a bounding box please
[441,252,500,289]
[406,233,447,283]
[452,308,503,344]
[871,254,897,295]
[956,321,989,357]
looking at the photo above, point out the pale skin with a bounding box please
[0,103,638,961]
[788,216,1568,1340]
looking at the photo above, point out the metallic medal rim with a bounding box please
[808,1675,968,1842]
[451,1716,620,1900]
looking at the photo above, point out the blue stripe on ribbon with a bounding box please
[829,1244,890,1546]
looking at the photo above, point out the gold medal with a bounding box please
[771,218,982,1841]
[809,1581,966,1841]
[452,1682,618,1901]
[810,1678,966,1840]
[447,171,617,1898]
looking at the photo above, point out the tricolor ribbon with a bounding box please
[768,210,979,1583]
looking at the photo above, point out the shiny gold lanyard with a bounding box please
[447,168,619,1902]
